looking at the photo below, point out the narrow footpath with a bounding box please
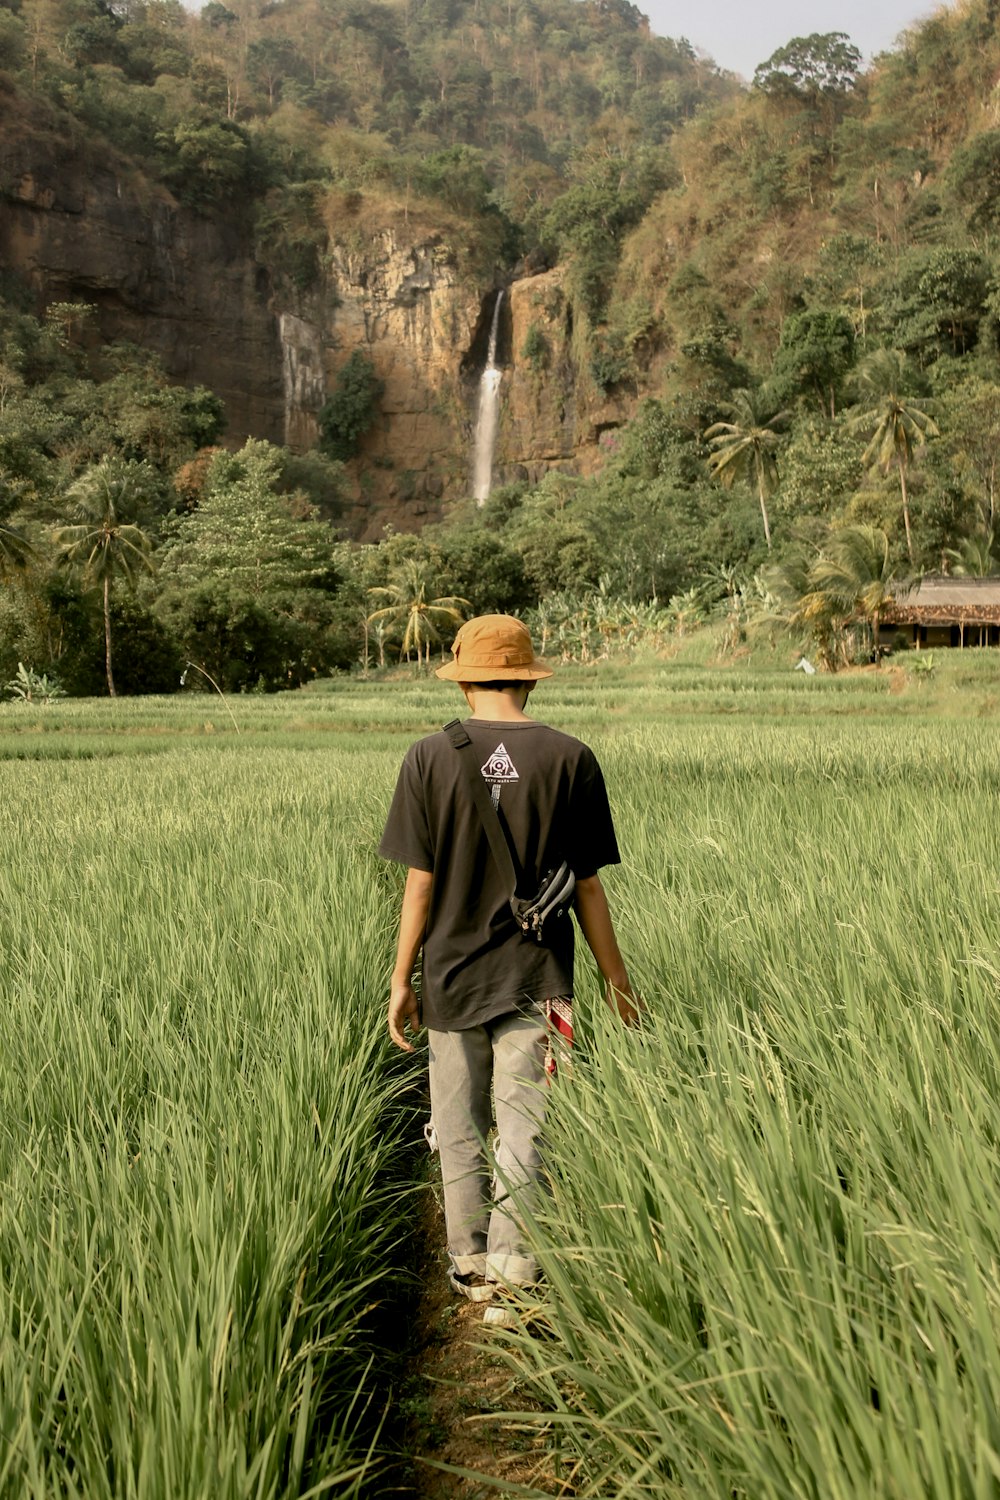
[394,1184,564,1499]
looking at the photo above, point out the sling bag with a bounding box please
[443,719,576,943]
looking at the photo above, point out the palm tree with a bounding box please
[0,520,33,581]
[53,462,155,696]
[847,349,938,566]
[945,530,998,577]
[366,560,469,668]
[704,388,791,552]
[808,524,903,664]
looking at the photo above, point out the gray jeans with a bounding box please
[427,1010,548,1288]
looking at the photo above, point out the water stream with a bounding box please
[472,290,503,504]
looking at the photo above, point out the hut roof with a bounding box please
[885,575,1000,624]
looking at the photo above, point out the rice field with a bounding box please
[2,649,999,1497]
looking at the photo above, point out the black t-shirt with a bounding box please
[379,718,620,1030]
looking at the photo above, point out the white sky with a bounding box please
[641,0,953,79]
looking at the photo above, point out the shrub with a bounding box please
[318,352,384,462]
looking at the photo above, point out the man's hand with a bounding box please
[388,980,421,1052]
[387,868,433,1052]
[574,873,640,1028]
[607,980,642,1028]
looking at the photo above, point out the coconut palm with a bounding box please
[0,520,33,580]
[847,349,938,566]
[366,559,469,668]
[808,523,904,663]
[53,462,155,696]
[945,530,999,577]
[704,389,791,552]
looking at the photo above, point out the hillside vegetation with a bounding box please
[3,0,1000,689]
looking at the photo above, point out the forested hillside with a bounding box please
[2,0,1000,691]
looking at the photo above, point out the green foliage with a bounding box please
[771,309,856,419]
[542,149,676,322]
[774,417,865,523]
[753,33,862,101]
[157,117,260,208]
[847,349,940,562]
[318,353,385,464]
[106,594,182,695]
[432,527,532,616]
[366,557,468,665]
[880,248,991,363]
[3,661,66,703]
[0,571,107,698]
[254,181,327,291]
[162,580,318,691]
[948,129,1000,234]
[520,322,549,373]
[705,389,792,552]
[156,440,345,689]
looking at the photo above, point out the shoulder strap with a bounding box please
[443,719,521,899]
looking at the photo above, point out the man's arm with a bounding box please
[387,867,434,1052]
[574,873,641,1026]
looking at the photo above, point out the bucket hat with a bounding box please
[435,614,552,682]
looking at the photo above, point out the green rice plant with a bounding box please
[494,722,1000,1498]
[4,658,1000,1497]
[0,752,411,1498]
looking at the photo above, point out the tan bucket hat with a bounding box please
[435,614,553,682]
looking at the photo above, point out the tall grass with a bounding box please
[3,659,1000,1496]
[499,722,1000,1497]
[0,751,407,1498]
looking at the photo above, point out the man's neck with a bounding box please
[464,687,533,722]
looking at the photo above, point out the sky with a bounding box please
[641,0,952,80]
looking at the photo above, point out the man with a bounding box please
[378,614,636,1325]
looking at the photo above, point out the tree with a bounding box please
[704,389,791,551]
[753,32,862,100]
[156,439,345,685]
[53,461,156,696]
[318,352,385,463]
[945,530,999,577]
[0,522,33,588]
[771,309,855,419]
[807,524,901,662]
[937,379,1000,528]
[158,441,335,598]
[811,234,883,341]
[947,129,1000,235]
[880,248,990,362]
[847,349,939,565]
[0,476,33,582]
[366,559,468,666]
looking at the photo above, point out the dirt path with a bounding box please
[393,1183,562,1499]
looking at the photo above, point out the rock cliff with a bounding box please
[0,125,284,442]
[0,121,627,536]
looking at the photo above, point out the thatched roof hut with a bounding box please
[883,576,1000,647]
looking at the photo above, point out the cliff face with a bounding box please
[0,129,285,441]
[498,270,630,485]
[0,123,626,535]
[295,228,482,539]
[308,250,630,537]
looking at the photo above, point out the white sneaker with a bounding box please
[482,1302,518,1329]
[448,1271,495,1303]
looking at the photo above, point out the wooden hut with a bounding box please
[884,576,1000,648]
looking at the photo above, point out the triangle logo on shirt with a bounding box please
[481,743,519,782]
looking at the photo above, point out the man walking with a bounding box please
[378,614,636,1324]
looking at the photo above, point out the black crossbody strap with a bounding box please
[443,719,522,903]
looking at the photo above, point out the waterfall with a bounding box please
[472,291,504,504]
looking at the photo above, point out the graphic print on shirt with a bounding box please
[481,742,519,809]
